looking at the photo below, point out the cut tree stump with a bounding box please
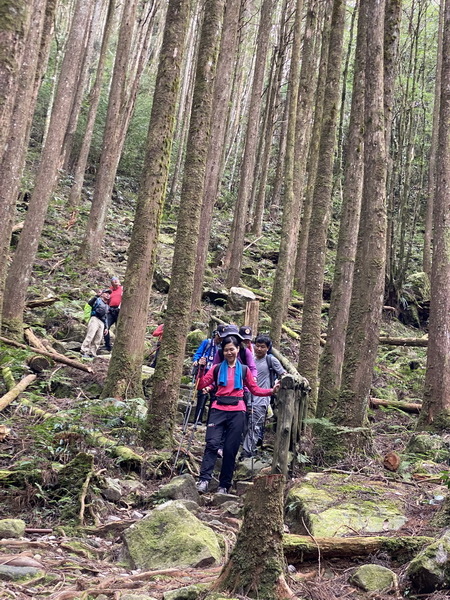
[370,397,422,413]
[212,474,293,599]
[283,534,434,562]
[27,355,52,373]
[0,374,37,411]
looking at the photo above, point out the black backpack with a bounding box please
[265,354,277,387]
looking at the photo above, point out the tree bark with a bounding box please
[419,0,450,432]
[0,0,31,166]
[191,0,241,311]
[316,0,366,417]
[1,0,93,337]
[225,0,274,288]
[213,474,293,600]
[297,0,346,413]
[0,0,56,329]
[101,0,192,400]
[145,0,225,449]
[325,0,387,459]
[271,375,297,477]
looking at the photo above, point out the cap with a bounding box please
[219,324,243,340]
[239,326,253,340]
[102,289,112,294]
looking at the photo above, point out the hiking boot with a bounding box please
[196,480,209,494]
[216,486,228,494]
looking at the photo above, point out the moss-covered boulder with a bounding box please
[122,501,222,570]
[407,531,450,592]
[155,474,200,503]
[163,584,210,600]
[0,519,26,539]
[0,566,45,581]
[406,434,450,462]
[350,564,398,592]
[285,473,407,537]
[186,329,206,353]
[51,452,94,522]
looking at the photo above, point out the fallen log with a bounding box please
[27,355,52,373]
[24,327,48,351]
[25,297,59,308]
[0,336,92,373]
[0,374,37,411]
[283,534,434,562]
[370,397,422,413]
[379,336,428,347]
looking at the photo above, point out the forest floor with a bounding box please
[0,179,448,600]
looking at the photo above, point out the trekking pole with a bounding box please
[172,368,200,474]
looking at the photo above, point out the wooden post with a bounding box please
[271,375,296,477]
[244,299,259,333]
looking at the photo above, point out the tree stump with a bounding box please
[26,355,51,373]
[244,300,260,333]
[212,474,293,599]
[272,375,296,477]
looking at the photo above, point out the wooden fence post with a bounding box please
[244,300,259,333]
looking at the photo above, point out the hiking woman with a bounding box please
[196,335,279,494]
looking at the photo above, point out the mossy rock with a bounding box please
[0,519,26,539]
[350,564,397,592]
[0,566,45,581]
[122,501,222,570]
[285,473,407,537]
[186,329,207,353]
[155,474,200,503]
[51,452,94,522]
[407,531,450,592]
[406,433,450,462]
[163,583,210,600]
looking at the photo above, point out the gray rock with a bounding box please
[63,341,82,351]
[227,287,256,310]
[350,564,398,592]
[221,501,242,517]
[0,566,44,581]
[406,433,450,462]
[122,500,222,570]
[407,530,450,592]
[155,474,200,503]
[212,492,238,506]
[153,270,170,293]
[0,519,26,539]
[163,584,209,600]
[101,478,122,502]
[121,595,158,600]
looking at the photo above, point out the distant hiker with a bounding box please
[239,325,254,353]
[195,335,279,494]
[242,334,286,458]
[104,276,123,351]
[150,323,164,367]
[193,329,221,423]
[81,289,111,358]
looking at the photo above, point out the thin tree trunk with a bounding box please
[419,0,450,431]
[316,0,366,417]
[0,0,56,329]
[0,0,31,165]
[297,0,346,413]
[225,0,274,288]
[191,0,241,311]
[423,0,443,277]
[67,0,117,210]
[269,0,304,346]
[145,0,225,449]
[1,0,93,337]
[325,0,387,459]
[101,0,191,400]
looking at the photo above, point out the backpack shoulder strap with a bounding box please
[213,363,220,385]
[266,354,276,387]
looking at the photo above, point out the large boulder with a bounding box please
[0,519,26,539]
[122,501,222,570]
[406,433,450,462]
[0,566,45,581]
[350,565,398,592]
[285,473,407,537]
[407,530,450,592]
[155,474,200,503]
[227,287,256,310]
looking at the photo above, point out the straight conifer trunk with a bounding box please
[0,0,56,328]
[145,0,225,449]
[1,0,92,337]
[419,0,450,431]
[101,0,191,400]
[324,0,387,459]
[316,0,366,417]
[225,0,274,288]
[297,0,346,412]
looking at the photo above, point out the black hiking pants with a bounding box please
[199,408,246,491]
[104,307,120,350]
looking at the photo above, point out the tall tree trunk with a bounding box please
[1,0,92,337]
[0,0,31,166]
[316,0,366,417]
[324,0,387,459]
[293,0,332,294]
[101,0,192,400]
[423,0,443,277]
[145,0,225,449]
[67,0,117,210]
[225,0,274,288]
[418,0,450,432]
[269,0,304,346]
[297,0,346,413]
[191,0,241,311]
[78,0,158,264]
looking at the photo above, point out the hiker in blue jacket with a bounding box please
[81,289,111,358]
[192,329,221,423]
